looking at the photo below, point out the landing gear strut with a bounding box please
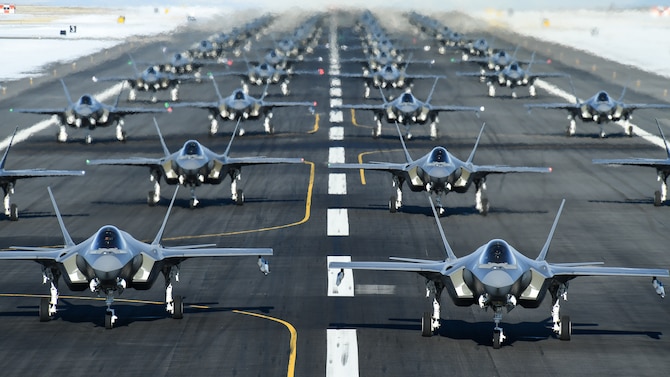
[2,183,18,221]
[164,265,183,319]
[230,169,245,205]
[474,179,489,215]
[389,176,403,213]
[421,280,444,337]
[654,172,668,207]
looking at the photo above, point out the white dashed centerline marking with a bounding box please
[327,255,354,296]
[328,173,347,194]
[327,208,349,236]
[329,126,344,140]
[328,147,345,164]
[326,329,359,377]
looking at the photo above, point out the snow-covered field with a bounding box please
[471,7,670,78]
[0,5,224,82]
[1,5,668,82]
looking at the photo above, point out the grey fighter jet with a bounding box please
[329,198,668,348]
[170,76,315,136]
[329,123,551,215]
[92,54,197,102]
[218,61,324,96]
[593,123,670,205]
[334,78,484,139]
[0,187,272,329]
[86,119,304,208]
[526,86,670,138]
[11,79,165,143]
[334,61,443,99]
[458,55,566,98]
[0,128,85,220]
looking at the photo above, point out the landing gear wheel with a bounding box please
[119,131,127,143]
[172,295,184,319]
[9,204,18,221]
[105,312,114,329]
[558,315,571,341]
[147,191,157,206]
[654,190,662,206]
[480,198,489,216]
[189,198,198,209]
[389,195,397,213]
[627,125,634,137]
[421,311,433,337]
[39,297,50,322]
[493,329,502,349]
[85,135,92,144]
[235,189,244,206]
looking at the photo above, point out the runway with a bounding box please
[0,9,669,376]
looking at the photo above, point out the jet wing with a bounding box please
[159,247,273,259]
[525,102,578,110]
[169,101,219,111]
[429,105,484,113]
[549,264,669,278]
[622,103,670,111]
[13,108,65,115]
[333,104,385,111]
[260,100,314,108]
[329,162,410,174]
[1,169,85,179]
[0,248,64,260]
[109,107,168,115]
[329,260,448,273]
[592,158,670,169]
[86,157,164,167]
[470,165,551,176]
[223,157,304,166]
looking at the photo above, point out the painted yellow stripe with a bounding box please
[355,149,404,186]
[164,160,315,240]
[350,109,372,129]
[0,293,297,377]
[234,310,298,377]
[307,113,320,134]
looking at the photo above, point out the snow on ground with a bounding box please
[1,5,669,82]
[0,6,225,82]
[470,7,670,78]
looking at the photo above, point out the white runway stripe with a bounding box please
[327,208,349,236]
[326,329,359,377]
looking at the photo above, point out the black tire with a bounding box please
[480,197,489,216]
[493,329,502,349]
[189,198,197,209]
[559,315,572,341]
[39,297,50,322]
[389,196,397,213]
[421,312,433,337]
[235,190,244,206]
[105,313,113,329]
[173,295,184,319]
[147,191,157,206]
[654,191,662,207]
[9,204,18,221]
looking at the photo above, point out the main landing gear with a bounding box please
[2,183,18,221]
[421,281,444,337]
[549,281,572,341]
[654,171,668,206]
[230,170,245,206]
[164,266,184,321]
[388,176,403,213]
[474,179,489,216]
[39,268,59,322]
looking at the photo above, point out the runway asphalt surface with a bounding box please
[0,9,669,376]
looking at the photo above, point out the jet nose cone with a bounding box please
[90,255,124,281]
[481,270,514,296]
[177,159,206,171]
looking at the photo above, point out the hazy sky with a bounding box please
[18,0,667,11]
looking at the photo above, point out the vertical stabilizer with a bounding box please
[151,187,179,246]
[153,118,171,157]
[466,123,486,164]
[428,196,457,261]
[59,79,74,106]
[47,187,75,247]
[536,199,566,261]
[0,127,18,170]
